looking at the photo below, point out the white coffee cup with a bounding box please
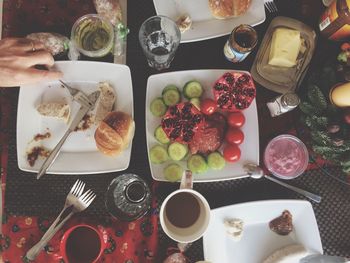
[160,170,211,243]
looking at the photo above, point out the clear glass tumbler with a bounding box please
[71,14,114,58]
[138,16,181,70]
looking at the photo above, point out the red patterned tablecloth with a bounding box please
[0,1,161,262]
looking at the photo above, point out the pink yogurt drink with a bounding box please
[264,135,309,179]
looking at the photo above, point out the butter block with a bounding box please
[268,28,301,67]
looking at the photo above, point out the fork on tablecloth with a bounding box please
[264,0,278,12]
[25,179,96,261]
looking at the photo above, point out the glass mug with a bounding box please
[160,170,211,243]
[138,15,181,70]
[60,224,108,263]
[71,14,114,58]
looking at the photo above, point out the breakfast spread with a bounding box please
[224,218,244,241]
[269,210,293,236]
[149,71,256,180]
[94,111,135,156]
[36,102,70,123]
[208,0,252,19]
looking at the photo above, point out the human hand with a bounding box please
[0,38,63,87]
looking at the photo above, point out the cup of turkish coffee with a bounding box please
[160,170,211,243]
[60,224,107,263]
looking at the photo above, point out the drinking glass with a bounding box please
[71,14,114,58]
[105,174,151,221]
[138,16,181,70]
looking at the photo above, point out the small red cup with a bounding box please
[60,224,107,263]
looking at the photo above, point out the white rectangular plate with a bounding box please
[146,69,259,182]
[203,200,323,263]
[153,0,266,43]
[17,61,134,174]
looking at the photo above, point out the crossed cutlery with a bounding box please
[26,179,96,261]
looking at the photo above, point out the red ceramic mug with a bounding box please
[60,224,107,263]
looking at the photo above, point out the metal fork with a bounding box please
[264,0,278,12]
[26,181,96,261]
[59,80,92,108]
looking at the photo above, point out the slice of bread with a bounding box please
[37,102,70,123]
[94,82,116,123]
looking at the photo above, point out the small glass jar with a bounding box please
[223,24,258,63]
[105,174,151,221]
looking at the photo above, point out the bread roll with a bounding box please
[208,0,251,19]
[94,111,134,156]
[37,102,70,123]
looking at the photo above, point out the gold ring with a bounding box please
[30,41,36,52]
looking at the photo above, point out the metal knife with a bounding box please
[36,91,100,179]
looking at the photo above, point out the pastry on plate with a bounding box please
[94,111,134,156]
[208,0,252,19]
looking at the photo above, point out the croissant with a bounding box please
[208,0,251,19]
[94,111,134,156]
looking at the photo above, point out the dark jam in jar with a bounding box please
[224,24,258,63]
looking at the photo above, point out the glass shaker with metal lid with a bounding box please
[105,174,151,221]
[267,93,300,117]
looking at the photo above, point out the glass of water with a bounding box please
[139,16,181,70]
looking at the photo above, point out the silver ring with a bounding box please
[30,41,36,52]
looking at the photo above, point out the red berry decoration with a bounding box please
[213,72,256,111]
[161,102,205,144]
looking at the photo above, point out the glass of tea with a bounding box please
[71,14,114,58]
[138,16,181,70]
[160,170,211,243]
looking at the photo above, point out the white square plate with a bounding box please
[153,0,266,43]
[17,61,134,174]
[203,200,323,263]
[146,70,259,182]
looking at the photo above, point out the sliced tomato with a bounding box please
[223,144,241,162]
[225,128,244,145]
[227,112,245,128]
[201,98,217,115]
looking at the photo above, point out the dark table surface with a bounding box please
[2,0,350,261]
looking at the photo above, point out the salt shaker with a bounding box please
[266,93,300,117]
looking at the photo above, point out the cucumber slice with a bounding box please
[164,163,183,182]
[150,98,167,117]
[162,89,181,106]
[190,98,201,110]
[183,81,203,99]
[168,142,188,161]
[154,125,170,144]
[187,154,208,174]
[207,152,226,170]
[162,84,179,94]
[149,145,169,164]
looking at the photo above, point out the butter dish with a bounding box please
[251,16,317,94]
